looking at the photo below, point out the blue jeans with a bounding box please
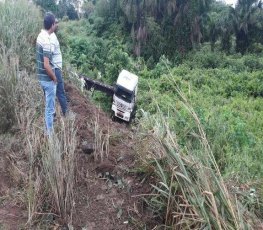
[40,80,56,135]
[55,68,68,116]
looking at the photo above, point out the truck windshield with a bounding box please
[115,85,133,103]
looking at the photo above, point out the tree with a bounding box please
[230,0,262,54]
[91,0,215,60]
[57,0,79,19]
[34,0,58,13]
[119,0,147,56]
[82,0,95,18]
[205,1,232,52]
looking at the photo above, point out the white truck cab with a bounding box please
[111,70,138,122]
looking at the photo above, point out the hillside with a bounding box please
[0,82,157,229]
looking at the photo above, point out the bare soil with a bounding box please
[0,83,157,229]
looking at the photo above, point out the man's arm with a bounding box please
[44,57,57,83]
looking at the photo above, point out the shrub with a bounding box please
[136,100,258,229]
[185,48,227,69]
[104,47,133,84]
[243,55,263,72]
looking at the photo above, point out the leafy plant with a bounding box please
[136,80,260,229]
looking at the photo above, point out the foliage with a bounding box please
[0,47,18,133]
[59,20,134,84]
[34,0,58,13]
[56,2,263,228]
[136,49,263,183]
[83,0,215,60]
[134,57,263,227]
[57,0,263,66]
[104,46,133,84]
[57,0,79,20]
[34,0,79,20]
[78,0,263,60]
[81,0,95,18]
[136,109,258,229]
[230,0,263,54]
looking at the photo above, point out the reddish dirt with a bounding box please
[0,141,27,229]
[0,82,157,229]
[65,83,157,229]
[0,163,27,229]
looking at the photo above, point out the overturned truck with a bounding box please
[81,70,138,123]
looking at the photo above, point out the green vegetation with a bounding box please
[33,0,79,19]
[56,1,263,227]
[136,103,256,229]
[137,48,263,181]
[57,4,263,182]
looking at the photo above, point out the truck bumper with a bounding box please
[112,105,131,122]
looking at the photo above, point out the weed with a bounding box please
[93,112,110,162]
[42,115,77,225]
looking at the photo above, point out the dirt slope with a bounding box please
[0,83,157,229]
[66,83,155,229]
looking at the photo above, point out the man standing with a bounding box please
[36,12,57,135]
[50,19,68,116]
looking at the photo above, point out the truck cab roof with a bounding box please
[116,70,138,92]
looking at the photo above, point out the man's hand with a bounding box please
[44,56,57,83]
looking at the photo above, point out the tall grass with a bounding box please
[26,124,46,225]
[0,0,41,133]
[0,45,19,132]
[0,1,78,227]
[42,115,77,226]
[26,115,77,227]
[9,63,77,227]
[0,0,41,69]
[93,112,110,162]
[135,71,260,229]
[12,68,78,227]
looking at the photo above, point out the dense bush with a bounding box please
[135,54,263,224]
[59,17,263,183]
[136,52,263,181]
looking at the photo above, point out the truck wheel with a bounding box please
[111,112,116,122]
[131,105,137,120]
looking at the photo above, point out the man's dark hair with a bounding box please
[44,12,55,30]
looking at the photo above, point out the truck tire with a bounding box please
[111,112,116,122]
[131,105,137,120]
